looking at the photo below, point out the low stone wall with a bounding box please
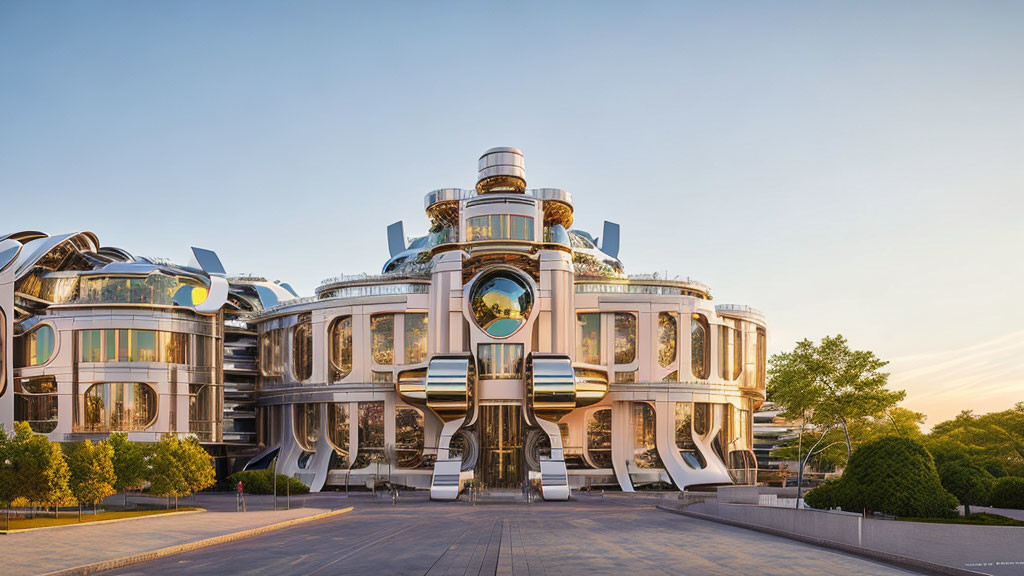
[684,501,1024,576]
[716,485,799,504]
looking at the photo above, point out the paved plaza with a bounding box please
[103,496,924,576]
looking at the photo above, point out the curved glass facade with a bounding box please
[329,316,353,381]
[469,272,533,337]
[466,215,534,242]
[78,329,189,364]
[78,274,206,306]
[80,382,157,432]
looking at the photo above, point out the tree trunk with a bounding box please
[94,502,98,515]
[965,503,971,517]
[840,419,853,462]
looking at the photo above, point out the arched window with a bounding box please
[404,313,428,364]
[370,315,394,366]
[690,314,709,379]
[586,409,612,468]
[293,403,320,451]
[395,406,425,468]
[327,403,349,466]
[614,313,636,365]
[16,324,55,367]
[674,403,706,469]
[658,312,677,368]
[260,328,284,377]
[693,402,711,437]
[329,316,353,381]
[292,314,312,381]
[81,383,157,432]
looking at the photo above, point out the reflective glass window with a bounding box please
[15,376,58,433]
[292,314,312,381]
[329,316,353,381]
[17,324,55,367]
[189,383,215,441]
[477,343,523,379]
[328,403,349,465]
[633,403,662,469]
[658,312,677,368]
[691,314,710,379]
[586,409,612,468]
[756,327,767,389]
[395,406,425,468]
[370,314,394,366]
[0,311,5,396]
[404,313,428,364]
[294,403,320,451]
[615,370,637,383]
[80,382,157,432]
[576,313,601,364]
[77,330,189,364]
[675,403,707,469]
[260,329,284,376]
[470,272,533,338]
[693,402,711,437]
[466,215,535,241]
[614,313,636,365]
[354,401,385,469]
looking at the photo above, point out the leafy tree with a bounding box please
[108,432,148,505]
[17,431,74,516]
[805,436,957,518]
[148,435,189,508]
[768,335,905,465]
[989,477,1024,510]
[178,436,216,496]
[67,440,117,514]
[938,461,993,516]
[924,403,1024,477]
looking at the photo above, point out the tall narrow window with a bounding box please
[0,310,5,397]
[732,324,743,380]
[354,401,385,468]
[719,322,743,380]
[691,314,709,379]
[292,314,312,381]
[576,313,601,364]
[404,313,428,364]
[260,329,284,376]
[395,406,425,468]
[370,314,394,366]
[675,403,706,469]
[328,403,349,467]
[329,316,353,381]
[658,312,677,368]
[294,403,320,451]
[632,403,662,469]
[756,326,767,389]
[614,313,636,365]
[586,409,612,468]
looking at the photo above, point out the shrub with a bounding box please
[938,461,993,515]
[825,436,958,518]
[989,477,1024,510]
[804,479,842,510]
[228,469,310,495]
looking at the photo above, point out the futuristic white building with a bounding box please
[249,148,766,500]
[0,148,766,500]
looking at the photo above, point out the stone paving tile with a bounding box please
[103,500,925,576]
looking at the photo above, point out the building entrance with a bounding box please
[477,404,523,489]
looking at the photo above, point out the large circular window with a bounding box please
[470,271,534,337]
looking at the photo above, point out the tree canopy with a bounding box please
[768,335,906,463]
[67,440,117,511]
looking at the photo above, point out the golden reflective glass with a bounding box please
[614,313,636,365]
[576,313,601,364]
[404,313,428,364]
[370,314,395,366]
[470,272,533,338]
[329,316,353,381]
[658,312,677,368]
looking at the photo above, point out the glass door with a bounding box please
[477,404,523,489]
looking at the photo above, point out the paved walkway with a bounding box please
[0,493,351,576]
[105,498,923,576]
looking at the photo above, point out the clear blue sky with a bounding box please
[2,1,1022,424]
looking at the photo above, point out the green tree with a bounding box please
[938,461,993,516]
[768,335,905,465]
[924,403,1024,477]
[17,431,74,517]
[989,477,1024,510]
[108,432,148,506]
[67,440,117,514]
[148,435,189,508]
[178,436,216,496]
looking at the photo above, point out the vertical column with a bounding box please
[539,250,574,355]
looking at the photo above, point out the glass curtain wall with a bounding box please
[78,330,189,364]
